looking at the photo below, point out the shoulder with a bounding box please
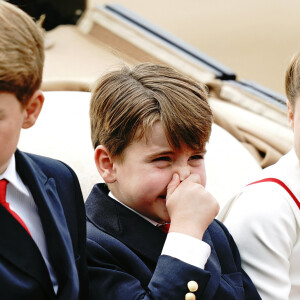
[19,150,80,185]
[220,173,296,224]
[25,152,77,176]
[235,180,295,219]
[17,150,84,207]
[220,180,298,254]
[220,182,296,235]
[206,219,237,254]
[208,219,237,244]
[207,219,230,237]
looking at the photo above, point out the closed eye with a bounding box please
[152,156,172,162]
[189,155,204,161]
[151,156,172,168]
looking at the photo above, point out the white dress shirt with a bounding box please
[0,155,58,293]
[109,191,211,269]
[219,149,300,300]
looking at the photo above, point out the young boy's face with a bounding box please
[288,98,300,160]
[109,121,207,223]
[0,92,27,174]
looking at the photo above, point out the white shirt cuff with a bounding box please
[161,232,211,269]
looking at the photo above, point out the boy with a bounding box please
[219,53,300,300]
[86,63,261,299]
[0,2,87,299]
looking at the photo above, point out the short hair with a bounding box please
[90,63,213,160]
[285,52,300,109]
[0,1,44,104]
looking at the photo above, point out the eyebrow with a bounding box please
[147,148,207,159]
[146,150,174,159]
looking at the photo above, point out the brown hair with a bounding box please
[90,63,213,160]
[285,52,300,109]
[0,1,44,104]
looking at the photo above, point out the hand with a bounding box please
[166,173,219,240]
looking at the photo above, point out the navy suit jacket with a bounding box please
[0,150,88,300]
[86,184,261,300]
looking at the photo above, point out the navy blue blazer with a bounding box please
[86,184,261,300]
[0,150,88,300]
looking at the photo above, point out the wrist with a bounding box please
[169,222,206,240]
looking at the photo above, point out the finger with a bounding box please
[185,173,202,185]
[167,173,181,196]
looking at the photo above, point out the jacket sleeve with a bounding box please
[87,236,211,300]
[87,221,261,300]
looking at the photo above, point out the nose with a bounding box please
[176,165,191,182]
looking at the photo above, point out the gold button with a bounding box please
[185,292,196,300]
[187,280,198,292]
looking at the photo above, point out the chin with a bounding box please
[152,212,170,224]
[161,213,170,223]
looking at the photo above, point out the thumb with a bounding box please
[187,173,202,185]
[167,173,180,197]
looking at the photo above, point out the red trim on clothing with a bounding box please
[0,179,31,236]
[248,178,300,210]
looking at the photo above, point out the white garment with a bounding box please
[0,155,58,293]
[109,191,211,269]
[219,149,300,300]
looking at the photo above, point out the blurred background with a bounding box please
[14,0,297,203]
[9,0,300,95]
[87,0,300,96]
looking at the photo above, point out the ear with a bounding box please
[22,90,44,129]
[94,145,117,183]
[287,100,294,130]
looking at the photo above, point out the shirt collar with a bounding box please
[0,154,30,197]
[108,191,159,226]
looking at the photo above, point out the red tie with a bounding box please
[158,223,170,234]
[0,179,31,235]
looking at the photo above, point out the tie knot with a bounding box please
[157,223,170,234]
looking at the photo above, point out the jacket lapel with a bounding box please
[86,184,167,268]
[0,204,55,297]
[15,150,79,299]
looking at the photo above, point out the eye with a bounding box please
[153,156,171,162]
[189,154,204,161]
[152,156,172,168]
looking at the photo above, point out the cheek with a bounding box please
[293,129,300,160]
[146,170,172,187]
[192,163,207,186]
[0,128,20,173]
[0,122,21,148]
[122,168,169,192]
[201,172,207,187]
[136,170,172,196]
[199,169,207,187]
[293,115,300,136]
